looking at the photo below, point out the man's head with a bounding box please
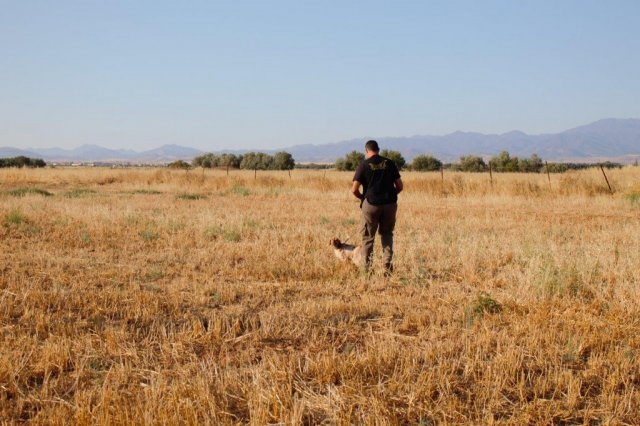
[364,140,379,158]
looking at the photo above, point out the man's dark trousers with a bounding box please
[361,199,397,273]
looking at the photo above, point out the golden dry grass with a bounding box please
[1,167,640,425]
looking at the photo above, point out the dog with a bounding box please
[331,238,363,267]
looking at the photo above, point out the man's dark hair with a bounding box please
[365,140,380,153]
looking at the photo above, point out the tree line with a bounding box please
[186,152,295,174]
[334,150,623,173]
[0,156,46,168]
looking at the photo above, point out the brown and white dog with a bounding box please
[331,238,363,266]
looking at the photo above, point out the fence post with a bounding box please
[545,161,551,189]
[599,165,613,193]
[488,162,493,188]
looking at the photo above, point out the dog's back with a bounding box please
[331,238,362,266]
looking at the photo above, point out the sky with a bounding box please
[1,0,639,151]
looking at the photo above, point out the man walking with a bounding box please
[351,140,403,275]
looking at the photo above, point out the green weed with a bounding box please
[4,210,25,225]
[626,191,640,205]
[130,189,162,195]
[465,292,502,325]
[471,292,502,315]
[228,186,251,196]
[203,225,241,242]
[64,188,97,198]
[7,187,52,197]
[176,193,207,200]
[139,229,160,241]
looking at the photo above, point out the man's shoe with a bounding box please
[384,264,393,277]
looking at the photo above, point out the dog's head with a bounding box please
[330,238,343,249]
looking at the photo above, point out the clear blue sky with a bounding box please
[2,0,639,151]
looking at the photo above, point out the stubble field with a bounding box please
[1,167,640,425]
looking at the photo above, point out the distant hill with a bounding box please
[282,118,640,163]
[2,119,639,164]
[0,147,42,158]
[0,144,204,163]
[34,145,139,162]
[135,145,204,162]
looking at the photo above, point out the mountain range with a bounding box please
[0,144,203,164]
[1,118,639,164]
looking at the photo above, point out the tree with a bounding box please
[192,154,205,168]
[380,150,406,170]
[518,154,543,173]
[168,160,192,170]
[240,152,273,178]
[258,153,273,170]
[272,151,295,170]
[489,151,519,172]
[459,155,487,172]
[272,151,295,178]
[219,153,241,175]
[335,151,365,171]
[545,162,568,173]
[192,153,217,175]
[0,156,46,168]
[410,154,442,171]
[598,161,623,169]
[240,152,259,171]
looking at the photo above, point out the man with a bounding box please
[351,140,403,275]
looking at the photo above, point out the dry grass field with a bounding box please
[1,166,640,425]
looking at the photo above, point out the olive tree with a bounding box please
[335,151,365,171]
[411,154,443,171]
[380,149,406,170]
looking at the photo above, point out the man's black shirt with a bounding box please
[353,155,401,205]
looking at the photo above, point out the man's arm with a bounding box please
[395,178,403,194]
[351,180,364,200]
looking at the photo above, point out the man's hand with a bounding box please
[351,181,364,200]
[395,178,403,194]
